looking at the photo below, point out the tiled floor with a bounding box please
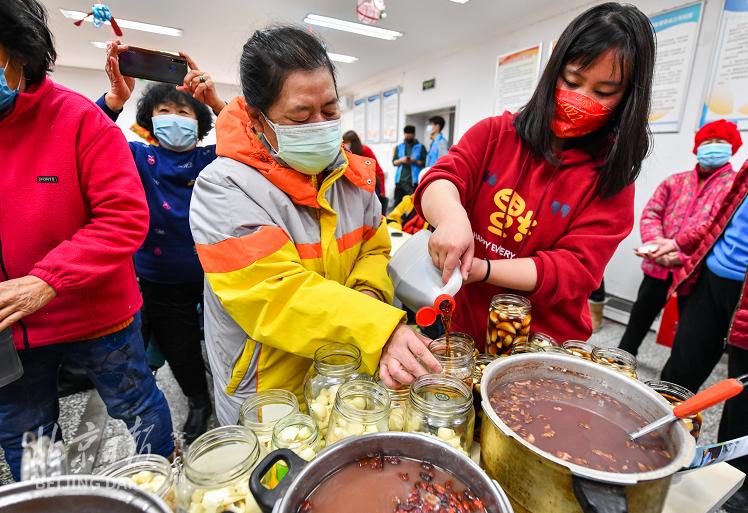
[0,318,734,511]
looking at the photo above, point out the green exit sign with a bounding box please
[422,78,436,91]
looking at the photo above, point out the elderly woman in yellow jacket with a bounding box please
[189,26,439,424]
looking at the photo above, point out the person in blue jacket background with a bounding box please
[96,40,226,442]
[392,125,426,207]
[425,115,449,168]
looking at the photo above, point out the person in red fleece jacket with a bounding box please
[407,3,656,362]
[0,0,173,480]
[343,130,388,213]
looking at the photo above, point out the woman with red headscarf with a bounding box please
[618,119,741,357]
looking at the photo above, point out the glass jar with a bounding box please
[592,346,638,380]
[326,380,391,445]
[380,382,409,432]
[529,332,559,349]
[486,294,531,355]
[176,426,262,513]
[406,374,475,454]
[271,413,322,461]
[510,340,544,355]
[428,333,476,388]
[303,343,368,439]
[543,345,573,356]
[100,454,175,511]
[646,380,702,441]
[563,340,595,360]
[238,389,299,452]
[472,354,498,443]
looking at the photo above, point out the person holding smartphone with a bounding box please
[414,3,656,349]
[95,41,227,442]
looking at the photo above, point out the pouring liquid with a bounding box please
[439,301,454,356]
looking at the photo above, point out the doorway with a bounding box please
[404,105,456,150]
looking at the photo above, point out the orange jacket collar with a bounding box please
[215,98,375,208]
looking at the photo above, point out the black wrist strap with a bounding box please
[482,258,491,282]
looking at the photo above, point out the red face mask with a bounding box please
[551,88,613,139]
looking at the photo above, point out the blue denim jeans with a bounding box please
[0,314,174,480]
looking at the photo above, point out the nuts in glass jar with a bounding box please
[562,340,595,360]
[486,294,531,355]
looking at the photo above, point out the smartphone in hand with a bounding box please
[118,47,188,85]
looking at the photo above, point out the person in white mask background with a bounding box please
[619,120,741,358]
[189,26,440,424]
[95,41,227,442]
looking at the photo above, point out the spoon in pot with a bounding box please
[629,374,748,440]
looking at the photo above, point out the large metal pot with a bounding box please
[480,354,695,513]
[248,432,514,513]
[0,475,172,512]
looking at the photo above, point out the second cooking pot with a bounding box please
[249,431,514,513]
[480,353,695,513]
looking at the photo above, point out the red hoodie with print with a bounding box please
[414,113,634,347]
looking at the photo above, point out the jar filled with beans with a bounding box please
[562,340,595,360]
[591,346,638,380]
[486,294,531,355]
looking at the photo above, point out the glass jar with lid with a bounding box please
[592,346,638,380]
[646,380,702,441]
[175,425,262,513]
[379,382,409,432]
[406,374,475,454]
[326,380,390,445]
[486,294,531,356]
[271,413,322,461]
[529,332,559,349]
[428,333,476,388]
[303,343,369,439]
[100,454,176,511]
[238,389,299,452]
[563,340,595,360]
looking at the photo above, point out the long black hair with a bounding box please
[343,130,364,156]
[240,26,337,113]
[135,83,213,141]
[514,3,655,198]
[0,0,56,85]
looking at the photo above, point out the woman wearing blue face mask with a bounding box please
[188,26,440,424]
[95,42,227,442]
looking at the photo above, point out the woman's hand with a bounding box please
[178,53,225,115]
[655,252,682,268]
[647,238,678,260]
[0,276,56,332]
[379,324,441,388]
[104,40,135,112]
[428,211,474,284]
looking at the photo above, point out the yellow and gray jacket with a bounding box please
[189,99,406,424]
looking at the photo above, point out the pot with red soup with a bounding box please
[248,432,513,513]
[480,353,695,513]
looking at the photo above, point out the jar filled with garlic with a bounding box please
[379,382,409,432]
[562,340,596,360]
[271,413,321,461]
[592,346,638,380]
[175,425,262,513]
[99,454,175,511]
[238,389,299,452]
[326,380,390,445]
[486,294,531,356]
[303,343,369,439]
[405,374,475,454]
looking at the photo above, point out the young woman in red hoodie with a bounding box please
[412,3,656,354]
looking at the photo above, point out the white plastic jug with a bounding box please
[387,230,463,325]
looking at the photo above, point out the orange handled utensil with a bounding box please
[629,374,748,440]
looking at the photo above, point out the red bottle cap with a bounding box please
[416,307,437,327]
[433,294,456,313]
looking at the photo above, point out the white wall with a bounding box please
[51,65,241,145]
[341,0,748,302]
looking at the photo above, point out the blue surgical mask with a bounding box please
[697,143,732,170]
[262,114,342,175]
[0,59,20,113]
[152,114,198,152]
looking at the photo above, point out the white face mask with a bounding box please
[262,114,343,175]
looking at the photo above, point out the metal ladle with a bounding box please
[629,373,748,440]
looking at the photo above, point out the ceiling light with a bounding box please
[60,9,183,37]
[449,0,470,3]
[90,41,108,49]
[327,52,359,63]
[304,14,402,40]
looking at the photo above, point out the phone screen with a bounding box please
[119,47,188,85]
